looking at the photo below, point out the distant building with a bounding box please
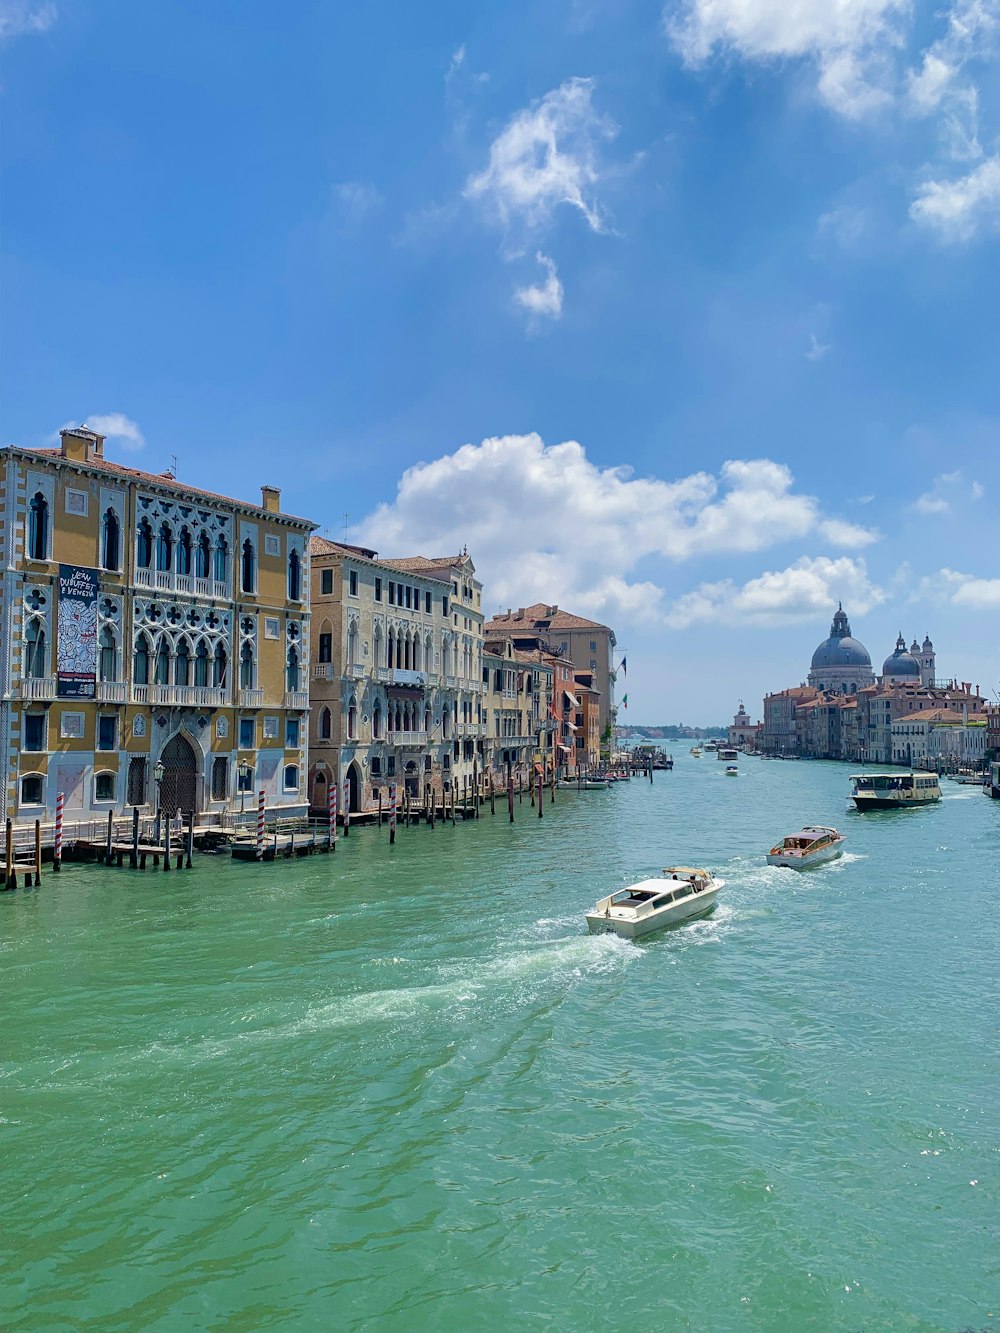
[485,604,617,738]
[728,701,761,748]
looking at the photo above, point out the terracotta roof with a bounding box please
[310,536,379,561]
[383,554,470,575]
[12,446,316,526]
[486,603,611,633]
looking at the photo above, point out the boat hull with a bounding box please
[767,846,843,869]
[585,888,719,939]
[852,795,940,811]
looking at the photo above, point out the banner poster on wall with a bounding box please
[56,563,99,698]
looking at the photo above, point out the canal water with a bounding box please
[3,755,998,1333]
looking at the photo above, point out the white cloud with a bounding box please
[818,517,880,547]
[666,555,886,628]
[909,154,1000,239]
[514,252,564,321]
[818,205,869,246]
[333,181,382,224]
[0,1,56,39]
[464,77,617,242]
[906,0,999,159]
[667,0,907,118]
[86,413,145,452]
[354,433,879,628]
[916,567,1000,608]
[806,332,831,361]
[912,469,985,512]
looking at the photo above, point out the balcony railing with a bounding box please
[387,730,428,747]
[312,664,336,680]
[284,690,309,711]
[19,675,57,701]
[346,663,366,679]
[424,672,439,686]
[444,674,457,689]
[375,666,393,682]
[96,681,127,703]
[134,568,230,599]
[239,688,264,709]
[133,684,229,707]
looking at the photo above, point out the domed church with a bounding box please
[807,605,876,694]
[883,633,936,687]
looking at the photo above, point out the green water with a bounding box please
[3,756,998,1333]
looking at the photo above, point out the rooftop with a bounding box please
[487,602,611,633]
[12,443,315,527]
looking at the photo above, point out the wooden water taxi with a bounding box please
[585,867,723,939]
[767,825,845,869]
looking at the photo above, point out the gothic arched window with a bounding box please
[241,539,256,593]
[101,508,120,571]
[136,518,153,568]
[156,523,173,572]
[288,548,301,601]
[28,492,49,561]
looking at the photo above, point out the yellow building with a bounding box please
[1,426,316,826]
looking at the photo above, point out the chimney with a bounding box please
[515,608,524,620]
[261,485,281,514]
[548,604,558,615]
[60,425,105,464]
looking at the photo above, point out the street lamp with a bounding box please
[238,758,251,814]
[153,759,165,839]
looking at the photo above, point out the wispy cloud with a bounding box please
[806,332,831,361]
[464,76,619,323]
[909,154,1000,240]
[0,1,56,40]
[465,77,617,241]
[514,252,564,323]
[912,469,985,513]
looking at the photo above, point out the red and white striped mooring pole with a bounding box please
[255,789,266,860]
[328,779,337,851]
[53,791,64,872]
[343,778,350,836]
[389,783,397,845]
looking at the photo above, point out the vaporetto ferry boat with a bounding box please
[850,771,941,811]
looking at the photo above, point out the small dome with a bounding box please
[810,605,872,670]
[922,635,934,651]
[910,638,920,654]
[883,632,920,679]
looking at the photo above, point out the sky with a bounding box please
[2,0,999,723]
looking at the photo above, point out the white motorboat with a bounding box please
[585,867,724,939]
[690,746,702,757]
[767,825,845,869]
[724,765,738,776]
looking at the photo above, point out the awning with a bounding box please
[558,744,573,753]
[564,690,581,707]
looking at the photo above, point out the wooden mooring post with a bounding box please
[33,820,42,887]
[185,812,194,869]
[538,769,544,818]
[389,783,397,846]
[105,810,114,866]
[130,807,140,868]
[489,772,495,816]
[508,773,515,823]
[4,818,14,891]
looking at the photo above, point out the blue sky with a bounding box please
[3,0,999,722]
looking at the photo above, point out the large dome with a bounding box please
[883,633,920,679]
[810,606,872,670]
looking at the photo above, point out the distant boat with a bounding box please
[724,765,738,776]
[850,772,941,811]
[690,747,701,757]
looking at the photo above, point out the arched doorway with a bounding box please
[347,761,362,813]
[311,768,327,813]
[159,733,198,816]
